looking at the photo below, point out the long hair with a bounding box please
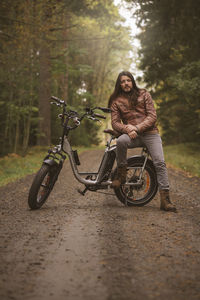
[108,71,140,108]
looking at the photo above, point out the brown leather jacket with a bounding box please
[111,89,159,135]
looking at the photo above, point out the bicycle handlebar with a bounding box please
[50,96,110,128]
[96,107,112,113]
[93,113,106,120]
[51,96,65,105]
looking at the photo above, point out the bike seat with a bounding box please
[103,129,121,138]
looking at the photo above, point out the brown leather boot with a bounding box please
[160,190,177,212]
[111,166,127,189]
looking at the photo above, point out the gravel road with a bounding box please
[0,149,200,300]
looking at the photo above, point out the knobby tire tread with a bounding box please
[28,164,54,210]
[114,157,158,207]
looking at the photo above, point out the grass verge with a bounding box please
[0,146,90,187]
[163,143,200,177]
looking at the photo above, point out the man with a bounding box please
[108,71,176,212]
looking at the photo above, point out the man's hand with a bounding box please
[125,124,138,133]
[128,130,137,139]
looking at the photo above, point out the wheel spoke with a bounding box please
[114,159,158,207]
[122,165,152,202]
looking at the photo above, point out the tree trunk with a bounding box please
[22,116,31,155]
[14,118,20,153]
[37,42,51,146]
[62,13,70,104]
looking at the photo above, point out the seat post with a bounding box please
[106,136,114,148]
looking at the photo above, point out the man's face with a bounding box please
[120,75,133,93]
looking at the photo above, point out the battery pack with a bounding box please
[72,150,80,165]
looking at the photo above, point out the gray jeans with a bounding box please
[116,133,169,191]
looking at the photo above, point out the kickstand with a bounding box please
[77,187,88,196]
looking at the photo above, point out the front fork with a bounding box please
[42,146,66,184]
[43,147,66,168]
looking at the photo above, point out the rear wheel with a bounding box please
[114,157,158,206]
[28,164,60,210]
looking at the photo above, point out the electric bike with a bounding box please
[28,96,158,210]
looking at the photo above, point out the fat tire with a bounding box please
[28,164,59,210]
[114,157,158,207]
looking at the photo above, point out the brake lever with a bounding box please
[88,116,95,120]
[88,116,102,123]
[50,102,61,106]
[51,96,65,105]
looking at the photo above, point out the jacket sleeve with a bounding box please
[136,92,157,133]
[111,101,129,134]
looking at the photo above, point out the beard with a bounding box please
[121,88,139,108]
[122,88,133,95]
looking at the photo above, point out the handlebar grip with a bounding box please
[93,113,106,119]
[97,107,112,113]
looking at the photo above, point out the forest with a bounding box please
[0,0,200,157]
[131,0,200,144]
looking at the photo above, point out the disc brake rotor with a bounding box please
[123,169,150,201]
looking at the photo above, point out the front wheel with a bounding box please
[28,164,61,210]
[114,157,158,206]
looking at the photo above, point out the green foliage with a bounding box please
[164,143,200,177]
[0,147,49,186]
[0,0,133,156]
[0,145,91,186]
[126,0,200,144]
[69,119,101,147]
[170,61,200,102]
[165,61,200,141]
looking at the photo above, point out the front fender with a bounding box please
[43,159,59,167]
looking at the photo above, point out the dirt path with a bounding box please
[0,149,200,300]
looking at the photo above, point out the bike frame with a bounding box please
[62,136,115,186]
[43,97,149,190]
[62,136,149,188]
